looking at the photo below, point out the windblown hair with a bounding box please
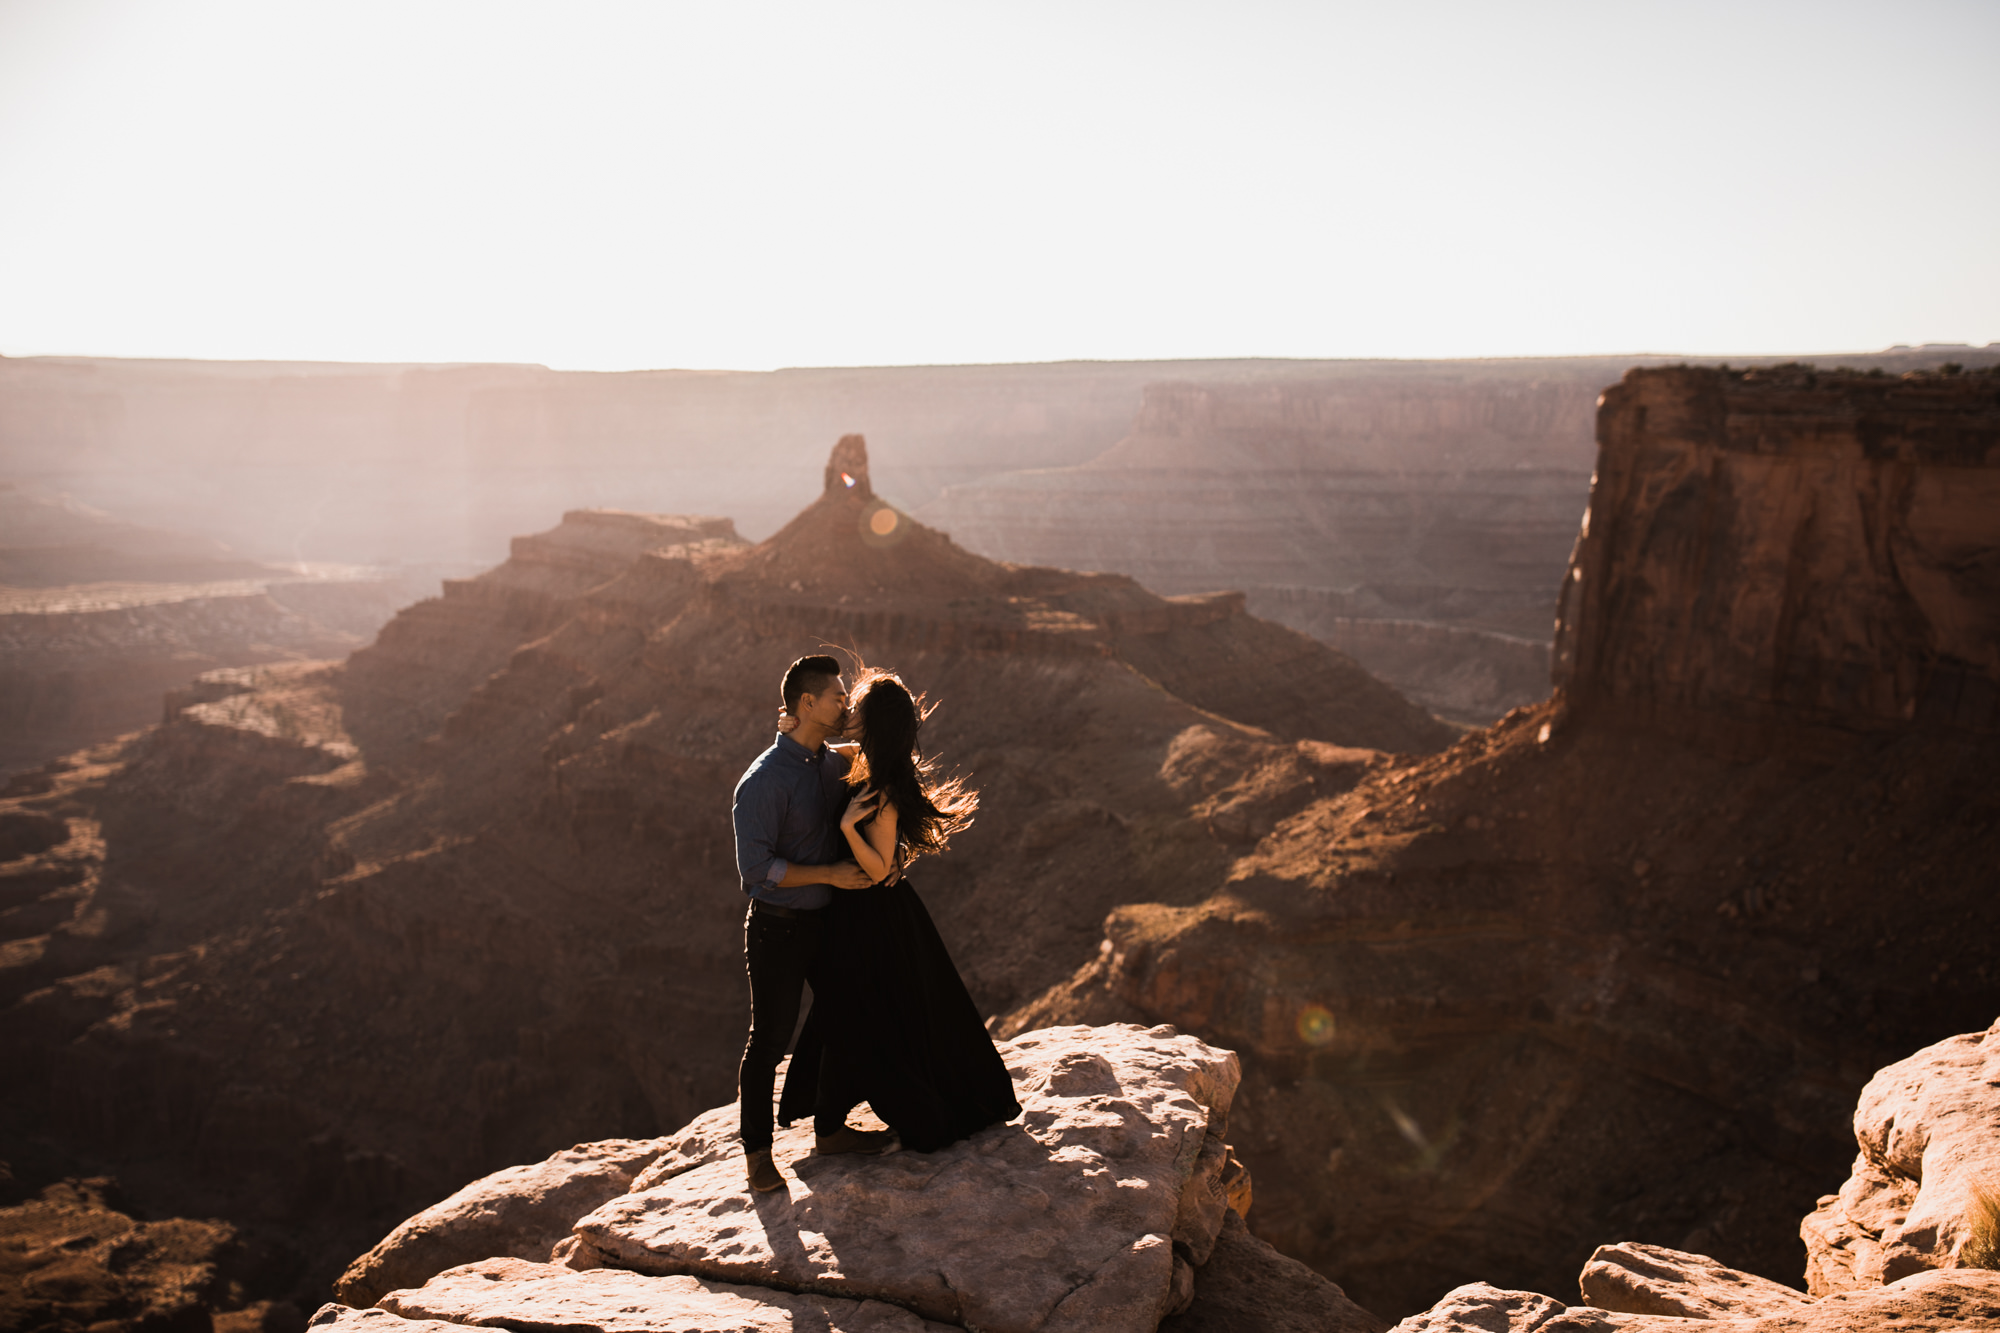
[847,669,977,859]
[781,654,843,714]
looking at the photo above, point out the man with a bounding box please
[732,654,895,1193]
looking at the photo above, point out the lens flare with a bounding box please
[841,471,858,488]
[860,501,909,547]
[1296,1004,1336,1046]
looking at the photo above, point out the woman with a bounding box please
[775,669,1020,1152]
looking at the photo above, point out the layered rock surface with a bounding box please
[1556,364,2000,741]
[324,1025,1379,1333]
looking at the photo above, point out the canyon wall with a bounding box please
[11,347,1989,737]
[923,367,1616,628]
[1002,362,2000,1317]
[1555,363,2000,741]
[922,348,2000,723]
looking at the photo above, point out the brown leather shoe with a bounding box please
[745,1148,784,1192]
[814,1125,898,1155]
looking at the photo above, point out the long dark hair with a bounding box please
[847,669,976,858]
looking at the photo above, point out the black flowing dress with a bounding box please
[777,871,1021,1153]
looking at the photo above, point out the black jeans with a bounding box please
[737,904,854,1151]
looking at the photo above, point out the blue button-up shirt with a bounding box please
[732,733,853,909]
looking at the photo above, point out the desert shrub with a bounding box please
[1963,1181,2000,1270]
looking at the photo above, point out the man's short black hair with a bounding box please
[782,655,843,714]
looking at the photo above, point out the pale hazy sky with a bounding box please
[1,0,1994,370]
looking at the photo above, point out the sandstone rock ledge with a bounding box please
[1801,1017,2000,1293]
[322,1024,1381,1333]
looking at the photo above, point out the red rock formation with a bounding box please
[922,351,2000,724]
[0,437,1447,1319]
[1556,364,2000,741]
[1003,364,2000,1318]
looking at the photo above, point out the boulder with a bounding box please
[1394,1266,2000,1332]
[1579,1243,1809,1319]
[309,1307,463,1333]
[1387,1282,1623,1332]
[572,1024,1241,1333]
[1162,1210,1386,1333]
[334,1132,688,1306]
[1769,1268,2000,1331]
[378,1257,956,1332]
[1800,1016,2000,1295]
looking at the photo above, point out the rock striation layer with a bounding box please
[1555,364,2000,742]
[924,370,1612,643]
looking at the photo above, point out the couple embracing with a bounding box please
[730,654,1021,1193]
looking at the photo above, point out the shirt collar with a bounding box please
[774,732,823,763]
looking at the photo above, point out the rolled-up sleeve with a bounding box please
[733,772,788,891]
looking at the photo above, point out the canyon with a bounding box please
[0,482,424,777]
[10,346,1993,754]
[0,436,1449,1327]
[1006,362,2000,1314]
[3,361,1996,1332]
[920,347,1999,722]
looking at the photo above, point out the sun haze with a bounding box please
[0,0,1994,369]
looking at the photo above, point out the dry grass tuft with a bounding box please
[1963,1181,2000,1270]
